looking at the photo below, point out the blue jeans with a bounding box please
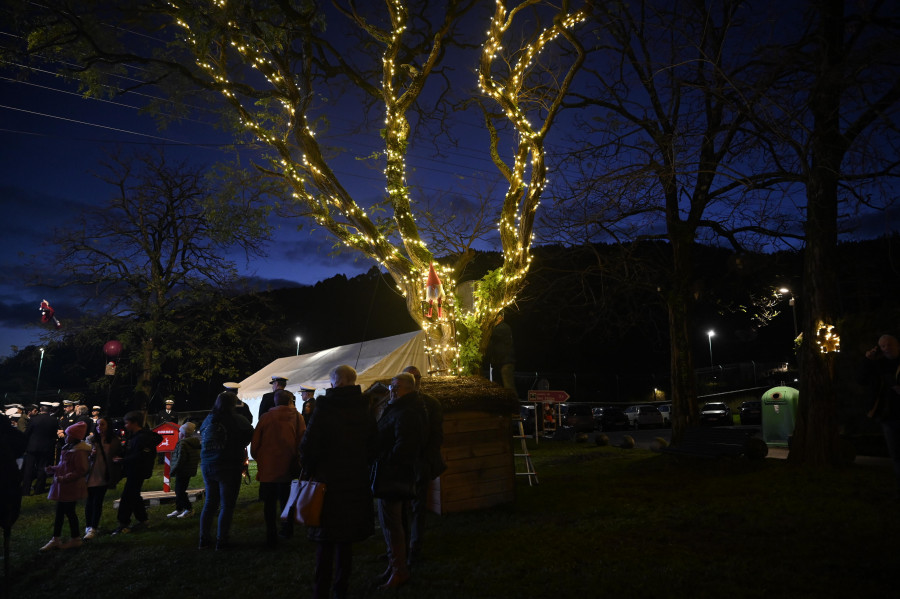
[200,468,241,545]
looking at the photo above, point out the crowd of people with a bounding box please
[3,363,445,597]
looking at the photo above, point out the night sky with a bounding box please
[0,43,505,357]
[2,3,897,360]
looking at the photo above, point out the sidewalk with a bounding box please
[767,445,892,468]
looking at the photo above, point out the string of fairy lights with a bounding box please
[168,0,588,374]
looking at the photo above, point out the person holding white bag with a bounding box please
[299,365,377,599]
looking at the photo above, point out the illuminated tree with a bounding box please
[9,0,591,375]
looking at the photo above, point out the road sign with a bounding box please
[527,390,570,403]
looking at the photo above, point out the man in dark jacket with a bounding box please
[258,375,288,419]
[859,334,900,497]
[373,372,426,590]
[21,402,60,496]
[403,366,446,567]
[157,399,178,425]
[112,411,162,535]
[300,365,377,599]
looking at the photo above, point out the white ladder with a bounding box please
[512,418,538,485]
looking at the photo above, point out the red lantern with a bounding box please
[103,340,123,358]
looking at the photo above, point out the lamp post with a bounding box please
[295,336,302,356]
[707,330,715,368]
[778,287,798,338]
[34,346,44,399]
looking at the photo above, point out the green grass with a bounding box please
[4,444,897,598]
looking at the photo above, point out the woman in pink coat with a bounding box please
[39,420,91,551]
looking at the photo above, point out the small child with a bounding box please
[167,422,201,518]
[40,421,91,551]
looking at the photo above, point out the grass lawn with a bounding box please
[4,442,898,598]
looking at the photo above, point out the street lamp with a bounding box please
[707,330,715,368]
[295,336,302,356]
[778,287,798,338]
[34,346,45,399]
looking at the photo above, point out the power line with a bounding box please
[0,104,194,144]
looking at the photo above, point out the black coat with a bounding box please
[300,384,377,543]
[120,427,163,479]
[24,413,59,455]
[157,409,177,424]
[859,355,900,421]
[374,392,427,488]
[258,392,277,419]
[418,393,447,481]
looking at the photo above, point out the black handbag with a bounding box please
[370,461,415,500]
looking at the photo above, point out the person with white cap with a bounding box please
[225,383,254,425]
[157,399,178,425]
[259,375,289,418]
[5,406,23,428]
[57,400,77,440]
[90,406,102,425]
[300,386,317,425]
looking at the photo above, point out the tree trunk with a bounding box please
[668,233,699,442]
[789,163,842,467]
[788,0,844,467]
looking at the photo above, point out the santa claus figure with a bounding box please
[39,299,62,330]
[425,264,445,319]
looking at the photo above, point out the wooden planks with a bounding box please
[429,411,515,514]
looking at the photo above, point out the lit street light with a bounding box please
[295,336,302,356]
[707,330,715,368]
[34,346,44,399]
[778,287,799,338]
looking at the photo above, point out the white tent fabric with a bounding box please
[238,330,427,423]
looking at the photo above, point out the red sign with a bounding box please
[527,390,570,403]
[153,421,181,453]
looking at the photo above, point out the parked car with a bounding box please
[635,405,664,429]
[699,402,732,426]
[739,400,762,426]
[593,407,629,431]
[624,405,642,428]
[657,404,672,426]
[562,404,595,432]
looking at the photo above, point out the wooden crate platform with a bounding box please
[113,488,205,508]
[429,411,515,515]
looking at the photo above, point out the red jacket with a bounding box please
[251,405,305,483]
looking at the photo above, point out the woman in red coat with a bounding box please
[40,421,91,551]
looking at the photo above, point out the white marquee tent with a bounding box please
[237,330,427,423]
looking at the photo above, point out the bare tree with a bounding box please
[51,148,271,383]
[9,0,591,374]
[549,0,798,438]
[753,0,900,466]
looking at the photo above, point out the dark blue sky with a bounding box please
[2,3,896,359]
[0,59,504,356]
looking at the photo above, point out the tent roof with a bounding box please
[237,330,427,421]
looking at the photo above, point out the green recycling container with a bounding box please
[761,386,799,447]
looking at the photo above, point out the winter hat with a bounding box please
[180,422,196,436]
[65,421,88,441]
